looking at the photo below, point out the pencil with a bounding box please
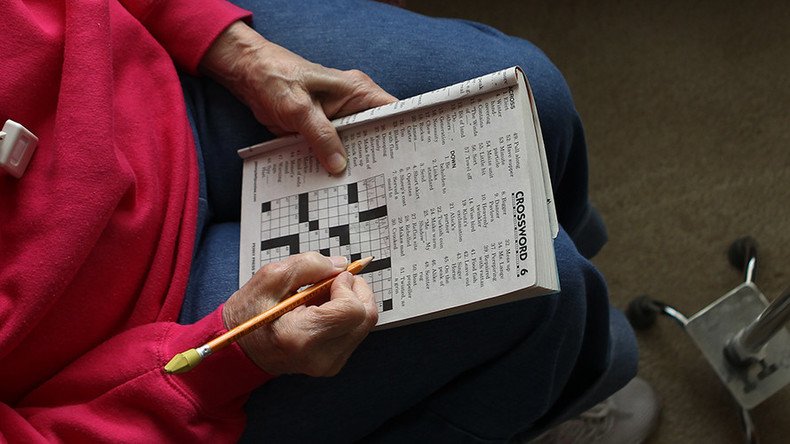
[164,256,373,374]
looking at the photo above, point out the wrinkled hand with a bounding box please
[222,252,378,376]
[201,21,397,174]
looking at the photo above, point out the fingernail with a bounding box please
[330,256,348,269]
[327,153,347,174]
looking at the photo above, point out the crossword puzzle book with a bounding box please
[238,67,559,328]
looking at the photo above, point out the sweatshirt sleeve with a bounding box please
[118,0,252,74]
[1,307,273,443]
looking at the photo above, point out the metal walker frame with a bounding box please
[627,237,790,444]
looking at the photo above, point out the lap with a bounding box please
[182,224,622,442]
[179,2,634,441]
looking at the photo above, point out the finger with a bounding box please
[296,272,371,335]
[250,252,348,301]
[311,69,398,118]
[270,273,376,376]
[299,104,348,174]
[351,275,379,326]
[331,84,398,118]
[319,272,378,333]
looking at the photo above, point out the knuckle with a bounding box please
[346,69,371,84]
[281,97,312,119]
[261,260,300,291]
[310,126,336,145]
[290,251,327,272]
[259,261,289,280]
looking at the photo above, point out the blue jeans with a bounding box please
[179,1,637,442]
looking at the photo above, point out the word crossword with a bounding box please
[259,175,393,312]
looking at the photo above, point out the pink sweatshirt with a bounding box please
[0,1,273,441]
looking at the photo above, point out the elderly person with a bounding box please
[0,1,655,442]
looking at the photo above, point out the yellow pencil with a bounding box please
[164,256,373,374]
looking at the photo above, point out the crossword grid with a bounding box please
[259,175,393,312]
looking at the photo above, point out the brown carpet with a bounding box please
[408,1,790,443]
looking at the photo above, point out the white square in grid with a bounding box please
[309,210,318,220]
[309,240,319,250]
[349,213,359,223]
[318,199,327,210]
[361,231,370,242]
[319,238,329,249]
[299,232,309,242]
[328,207,338,218]
[319,208,328,219]
[339,215,348,225]
[330,237,339,247]
[358,242,368,255]
[329,216,338,227]
[328,196,338,207]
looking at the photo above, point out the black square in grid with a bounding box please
[320,248,330,257]
[382,299,393,311]
[309,220,319,231]
[261,202,271,213]
[350,252,362,261]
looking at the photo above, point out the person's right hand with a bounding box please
[222,252,379,376]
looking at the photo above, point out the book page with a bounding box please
[239,67,557,327]
[238,69,520,159]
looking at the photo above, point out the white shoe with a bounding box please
[531,377,660,444]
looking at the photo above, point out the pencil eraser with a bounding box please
[0,119,39,178]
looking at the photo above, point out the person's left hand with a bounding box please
[200,21,398,174]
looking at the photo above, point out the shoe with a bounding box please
[530,377,660,444]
